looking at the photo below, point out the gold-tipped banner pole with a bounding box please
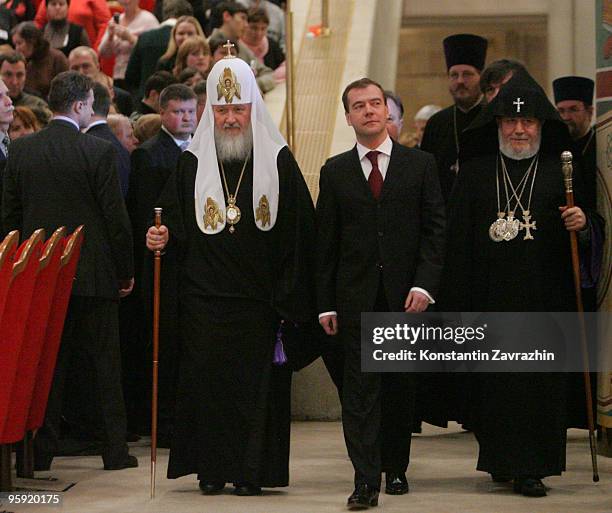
[560,151,599,483]
[150,207,163,498]
[321,0,331,36]
[285,2,295,152]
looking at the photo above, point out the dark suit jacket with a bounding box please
[113,86,134,117]
[127,129,181,285]
[87,122,131,198]
[2,119,133,299]
[124,24,172,97]
[316,141,446,323]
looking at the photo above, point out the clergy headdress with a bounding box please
[188,46,286,234]
[460,70,570,161]
[552,76,594,106]
[443,34,488,71]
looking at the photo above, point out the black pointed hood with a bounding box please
[460,70,571,161]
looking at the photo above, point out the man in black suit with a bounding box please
[126,83,196,442]
[68,46,133,117]
[124,0,193,98]
[129,71,176,123]
[2,71,137,471]
[85,82,131,198]
[316,78,445,510]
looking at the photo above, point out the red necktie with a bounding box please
[366,150,383,200]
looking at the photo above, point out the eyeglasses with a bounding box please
[557,106,588,115]
[449,70,477,80]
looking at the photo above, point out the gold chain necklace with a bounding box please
[219,156,250,233]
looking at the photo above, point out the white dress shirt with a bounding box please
[161,126,192,150]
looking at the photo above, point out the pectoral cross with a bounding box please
[520,210,536,240]
[513,97,524,113]
[223,40,235,58]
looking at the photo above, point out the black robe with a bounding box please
[440,152,578,477]
[163,147,315,486]
[420,102,483,202]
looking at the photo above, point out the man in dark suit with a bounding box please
[129,71,176,123]
[85,82,131,197]
[316,78,445,510]
[126,83,196,442]
[68,46,133,117]
[2,71,137,471]
[124,0,193,98]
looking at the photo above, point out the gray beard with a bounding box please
[498,127,541,160]
[214,126,253,162]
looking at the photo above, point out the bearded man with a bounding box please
[146,50,315,496]
[441,71,589,498]
[420,33,487,202]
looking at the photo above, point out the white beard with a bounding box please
[498,126,541,160]
[214,125,253,162]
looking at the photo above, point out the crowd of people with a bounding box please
[0,0,284,148]
[0,2,605,509]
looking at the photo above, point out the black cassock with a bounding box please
[441,152,578,477]
[162,147,315,486]
[420,102,483,203]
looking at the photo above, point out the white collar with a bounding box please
[356,135,393,161]
[84,119,107,132]
[162,125,191,148]
[161,18,177,27]
[53,115,80,130]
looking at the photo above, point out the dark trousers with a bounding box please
[35,296,129,466]
[340,283,415,488]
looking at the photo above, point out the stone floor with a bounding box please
[3,422,611,513]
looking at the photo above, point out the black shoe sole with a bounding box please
[103,455,138,470]
[200,483,225,495]
[347,496,379,509]
[385,486,408,495]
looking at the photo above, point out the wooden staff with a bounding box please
[151,207,162,498]
[560,151,599,482]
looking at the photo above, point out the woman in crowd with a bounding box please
[156,15,204,73]
[43,0,90,57]
[9,105,40,139]
[98,0,158,89]
[34,0,111,49]
[240,7,285,82]
[132,112,160,144]
[208,33,238,63]
[177,67,204,88]
[12,21,68,97]
[172,36,211,80]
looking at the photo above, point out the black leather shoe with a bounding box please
[103,454,138,470]
[233,483,262,496]
[513,477,547,497]
[385,472,409,495]
[199,481,225,494]
[347,484,379,510]
[491,473,512,483]
[33,453,53,472]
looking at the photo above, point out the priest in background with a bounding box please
[420,33,487,202]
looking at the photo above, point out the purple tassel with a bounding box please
[273,322,288,366]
